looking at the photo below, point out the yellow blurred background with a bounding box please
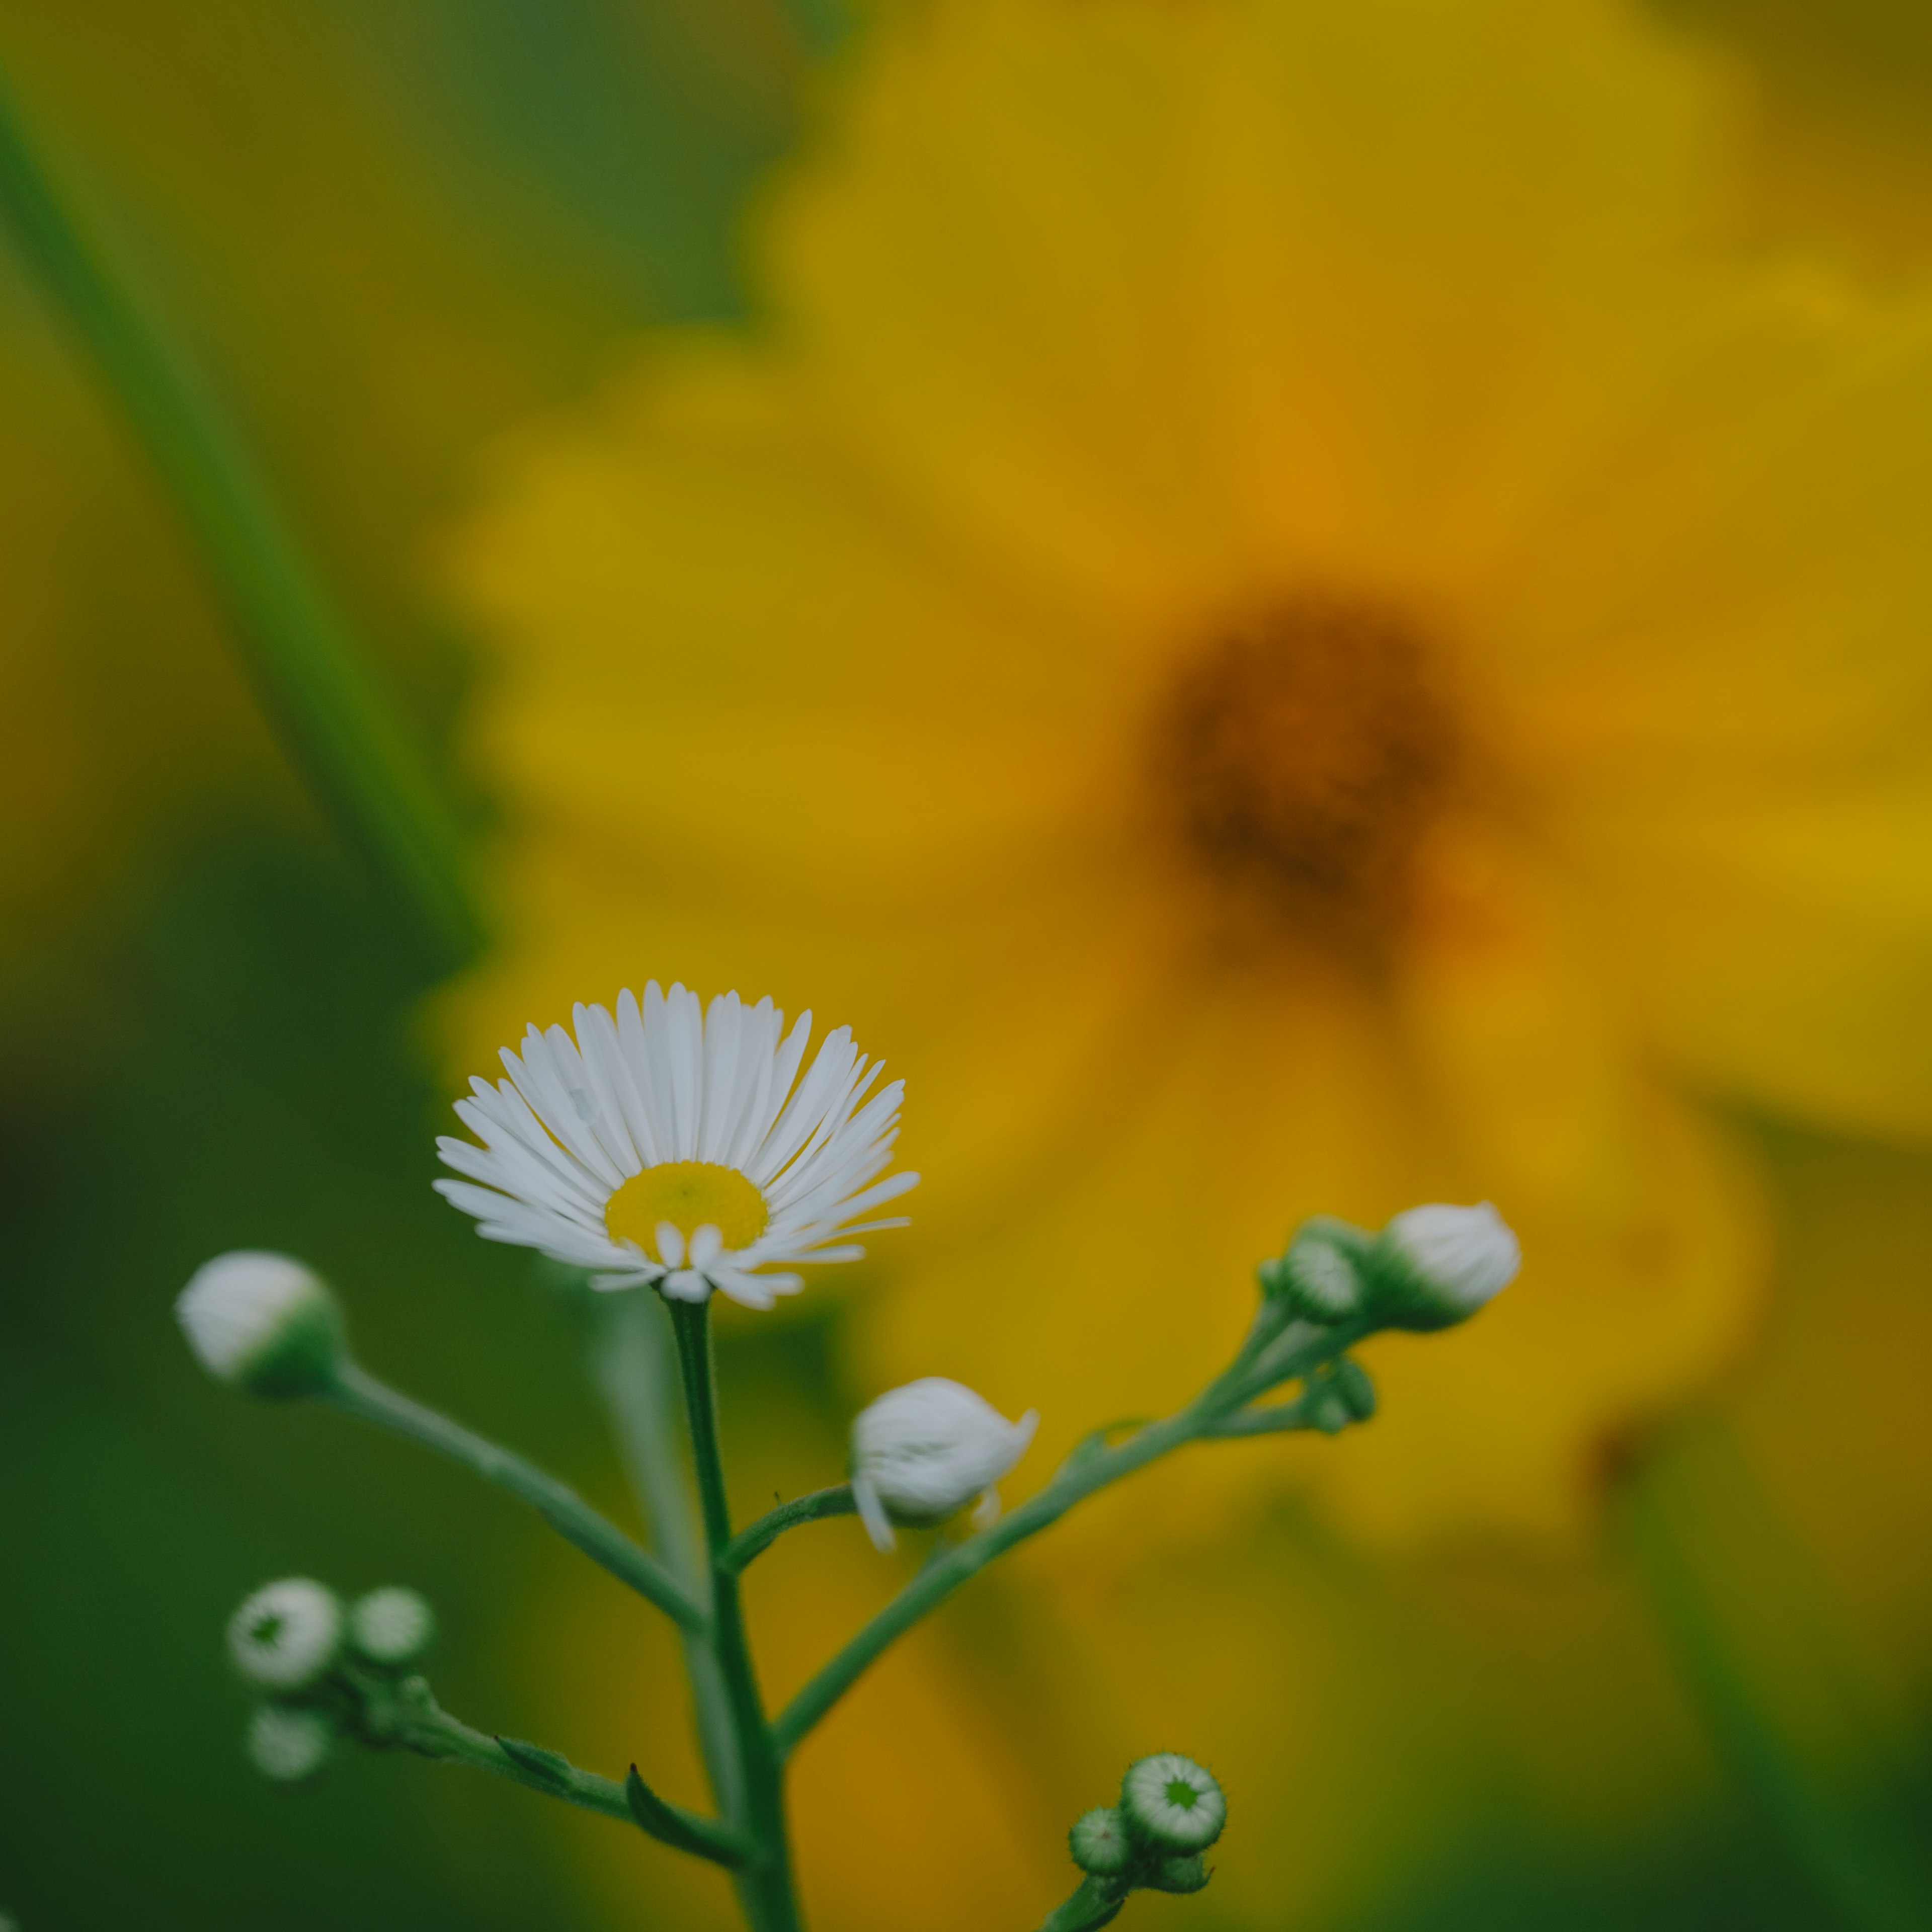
[5,2,1932,1928]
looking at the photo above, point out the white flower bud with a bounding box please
[1369,1201,1521,1329]
[176,1251,347,1398]
[849,1377,1038,1553]
[246,1703,337,1782]
[1068,1806,1132,1876]
[347,1586,436,1668]
[1119,1753,1226,1853]
[228,1578,344,1692]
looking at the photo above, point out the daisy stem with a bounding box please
[666,1297,804,1932]
[325,1363,708,1634]
[0,67,481,968]
[591,1292,746,1822]
[773,1320,1373,1759]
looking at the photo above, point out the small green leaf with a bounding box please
[497,1736,574,1788]
[625,1765,754,1869]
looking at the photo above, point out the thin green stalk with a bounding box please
[591,1292,744,1818]
[722,1487,857,1574]
[774,1320,1368,1759]
[398,1695,632,1821]
[667,1298,804,1932]
[0,70,480,966]
[325,1363,707,1634]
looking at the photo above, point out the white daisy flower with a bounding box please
[434,983,918,1312]
[1119,1753,1226,1853]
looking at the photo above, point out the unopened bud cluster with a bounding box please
[1258,1201,1519,1333]
[1066,1753,1226,1905]
[228,1577,437,1781]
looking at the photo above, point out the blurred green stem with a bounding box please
[591,1292,745,1819]
[667,1297,803,1932]
[1624,1418,1932,1932]
[722,1486,857,1574]
[325,1363,707,1633]
[0,67,481,967]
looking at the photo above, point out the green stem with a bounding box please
[591,1292,744,1818]
[325,1364,707,1634]
[0,68,480,966]
[397,1694,632,1821]
[667,1297,804,1932]
[722,1487,857,1575]
[1035,1876,1126,1931]
[774,1320,1369,1759]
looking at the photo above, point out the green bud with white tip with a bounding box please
[347,1587,436,1669]
[1068,1806,1133,1876]
[247,1703,338,1782]
[1362,1201,1520,1331]
[1259,1217,1371,1323]
[1119,1753,1226,1853]
[177,1251,347,1398]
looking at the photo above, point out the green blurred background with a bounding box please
[5,2,1932,1926]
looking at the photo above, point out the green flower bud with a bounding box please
[1119,1753,1226,1853]
[1306,1356,1377,1433]
[228,1578,344,1693]
[1363,1202,1519,1331]
[1146,1854,1212,1894]
[1068,1806,1133,1876]
[246,1703,338,1782]
[1263,1217,1371,1323]
[347,1587,436,1668]
[176,1252,347,1398]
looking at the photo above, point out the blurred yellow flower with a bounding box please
[446,0,1932,1543]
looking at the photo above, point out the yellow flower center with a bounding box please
[1155,594,1458,929]
[605,1162,769,1259]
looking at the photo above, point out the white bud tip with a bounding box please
[850,1378,1038,1540]
[348,1586,436,1666]
[247,1703,337,1782]
[1120,1753,1227,1853]
[176,1251,335,1387]
[1383,1201,1520,1311]
[228,1578,344,1692]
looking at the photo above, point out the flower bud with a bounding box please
[176,1252,347,1398]
[849,1377,1038,1553]
[246,1703,337,1782]
[1147,1855,1212,1894]
[1260,1217,1370,1322]
[1305,1356,1377,1433]
[1365,1201,1520,1330]
[1119,1753,1226,1853]
[228,1578,344,1692]
[1068,1806,1132,1876]
[347,1587,437,1668]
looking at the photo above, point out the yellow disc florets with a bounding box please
[604,1161,770,1259]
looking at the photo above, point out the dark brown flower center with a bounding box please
[1155,594,1458,928]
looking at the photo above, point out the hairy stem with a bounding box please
[591,1292,744,1817]
[722,1487,857,1575]
[1035,1877,1125,1931]
[668,1298,805,1932]
[325,1364,707,1633]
